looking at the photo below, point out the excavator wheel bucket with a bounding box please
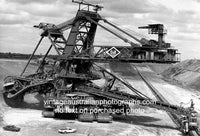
[3,91,24,108]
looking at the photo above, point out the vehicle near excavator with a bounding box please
[1,0,197,134]
[58,127,77,134]
[180,112,198,134]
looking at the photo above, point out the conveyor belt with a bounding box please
[133,65,200,136]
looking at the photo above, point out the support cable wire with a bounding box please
[111,21,147,38]
[99,22,129,41]
[103,19,141,44]
[88,17,134,45]
[106,20,149,40]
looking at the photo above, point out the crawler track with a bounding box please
[133,65,200,136]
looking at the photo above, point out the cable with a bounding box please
[98,21,131,44]
[107,20,149,40]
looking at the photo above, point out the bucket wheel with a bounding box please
[3,76,24,107]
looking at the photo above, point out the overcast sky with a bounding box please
[0,0,200,60]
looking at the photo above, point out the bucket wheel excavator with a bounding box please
[2,0,197,134]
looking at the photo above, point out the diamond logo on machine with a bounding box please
[106,47,121,58]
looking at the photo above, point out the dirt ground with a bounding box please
[0,59,196,136]
[162,59,200,91]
